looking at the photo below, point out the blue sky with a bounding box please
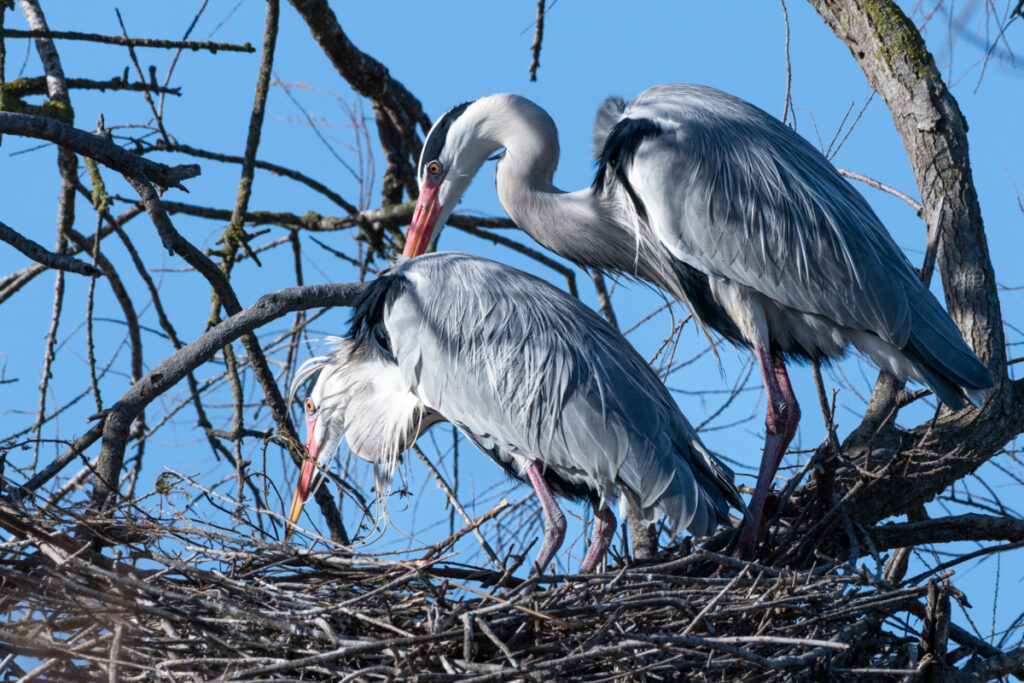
[2,0,1023,643]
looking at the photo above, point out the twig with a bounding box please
[528,0,545,81]
[3,28,254,52]
[780,0,794,126]
[412,445,502,570]
[0,111,200,191]
[219,0,279,272]
[0,220,100,276]
[836,167,923,213]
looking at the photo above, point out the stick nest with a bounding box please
[0,497,1006,682]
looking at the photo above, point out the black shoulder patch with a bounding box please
[592,117,662,221]
[419,101,474,176]
[347,272,409,362]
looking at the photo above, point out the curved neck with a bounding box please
[482,97,639,274]
[508,187,641,275]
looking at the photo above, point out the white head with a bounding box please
[403,94,557,257]
[283,337,438,540]
[284,346,351,537]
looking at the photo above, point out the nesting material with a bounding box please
[0,491,1009,682]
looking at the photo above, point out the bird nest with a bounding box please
[0,491,1010,682]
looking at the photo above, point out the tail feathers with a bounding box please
[965,387,987,408]
[682,494,713,540]
[645,441,744,539]
[683,470,731,538]
[904,299,993,408]
[689,441,747,522]
[653,469,735,539]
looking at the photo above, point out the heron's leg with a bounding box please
[579,504,618,574]
[773,356,801,447]
[523,461,566,589]
[737,347,801,560]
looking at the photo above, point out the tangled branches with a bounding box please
[2,1,1024,680]
[1,483,1021,682]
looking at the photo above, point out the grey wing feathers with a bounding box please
[904,297,991,406]
[622,84,990,397]
[385,252,741,536]
[592,95,627,159]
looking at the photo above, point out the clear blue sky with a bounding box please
[2,0,1022,642]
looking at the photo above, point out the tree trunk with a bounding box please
[804,0,1021,528]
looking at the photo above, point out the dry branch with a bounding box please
[0,111,199,190]
[15,282,366,502]
[2,27,254,52]
[867,512,1024,551]
[0,219,100,276]
[287,0,431,143]
[0,494,1019,681]
[2,75,181,98]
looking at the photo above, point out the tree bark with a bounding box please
[808,0,1005,377]
[804,0,1021,528]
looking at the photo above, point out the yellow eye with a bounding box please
[304,398,315,413]
[426,161,442,176]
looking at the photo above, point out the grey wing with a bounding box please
[385,252,741,535]
[624,84,918,345]
[623,85,991,395]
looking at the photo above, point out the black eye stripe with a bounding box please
[419,100,473,176]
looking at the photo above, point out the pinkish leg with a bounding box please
[773,358,800,448]
[579,504,618,574]
[736,347,801,560]
[521,461,566,594]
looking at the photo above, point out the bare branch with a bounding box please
[156,141,358,213]
[3,28,254,52]
[0,220,100,276]
[2,75,181,98]
[528,0,546,82]
[221,0,280,271]
[836,167,923,212]
[0,111,200,190]
[867,513,1024,552]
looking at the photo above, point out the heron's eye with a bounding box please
[426,160,442,176]
[304,398,316,414]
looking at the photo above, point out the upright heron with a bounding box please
[402,84,993,558]
[286,252,743,584]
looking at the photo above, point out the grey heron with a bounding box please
[402,84,993,559]
[285,252,743,584]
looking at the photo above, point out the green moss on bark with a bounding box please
[862,0,933,78]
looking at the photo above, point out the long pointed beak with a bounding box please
[403,177,444,257]
[284,430,320,542]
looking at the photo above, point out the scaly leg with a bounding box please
[579,504,618,574]
[521,461,566,594]
[736,347,801,560]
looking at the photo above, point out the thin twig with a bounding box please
[528,0,546,81]
[3,28,253,52]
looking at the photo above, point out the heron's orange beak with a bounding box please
[403,175,445,257]
[284,423,320,542]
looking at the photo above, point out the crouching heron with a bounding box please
[285,252,743,584]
